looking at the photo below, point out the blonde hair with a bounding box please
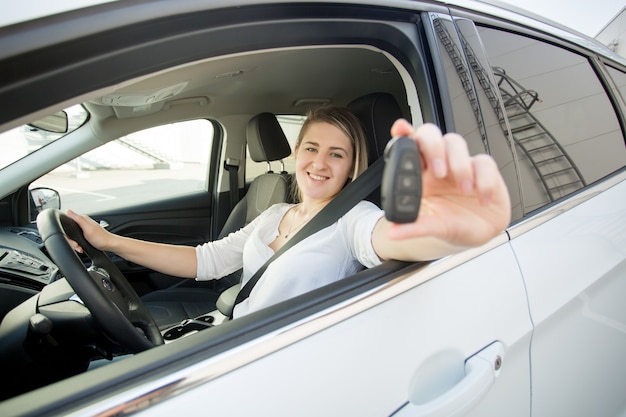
[291,106,369,202]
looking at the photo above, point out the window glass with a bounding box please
[31,119,213,214]
[606,65,626,111]
[245,115,302,181]
[431,15,486,154]
[432,16,524,220]
[454,18,524,221]
[0,105,88,170]
[479,26,626,213]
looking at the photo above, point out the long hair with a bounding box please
[291,106,369,202]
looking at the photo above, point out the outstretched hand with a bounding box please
[386,120,511,248]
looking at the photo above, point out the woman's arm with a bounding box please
[372,121,511,262]
[66,210,198,278]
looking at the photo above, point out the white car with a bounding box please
[0,1,624,416]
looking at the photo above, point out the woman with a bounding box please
[68,107,511,318]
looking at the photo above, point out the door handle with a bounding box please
[392,342,504,417]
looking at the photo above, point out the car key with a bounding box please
[381,136,422,223]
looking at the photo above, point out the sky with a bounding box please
[498,0,625,36]
[3,0,626,36]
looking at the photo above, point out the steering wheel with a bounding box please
[37,208,164,352]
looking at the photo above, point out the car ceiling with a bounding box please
[83,46,409,136]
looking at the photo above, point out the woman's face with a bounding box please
[294,121,354,204]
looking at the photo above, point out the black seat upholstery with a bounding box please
[347,92,406,206]
[142,113,292,329]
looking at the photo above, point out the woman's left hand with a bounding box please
[385,119,511,249]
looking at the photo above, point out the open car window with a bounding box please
[30,119,214,214]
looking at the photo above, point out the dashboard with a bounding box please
[0,227,59,321]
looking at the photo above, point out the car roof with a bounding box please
[1,0,624,137]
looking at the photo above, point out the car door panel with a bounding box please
[510,174,626,417]
[127,241,532,417]
[86,192,214,291]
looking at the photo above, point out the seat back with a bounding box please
[347,92,406,205]
[218,113,292,238]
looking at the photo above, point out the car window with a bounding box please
[606,65,626,108]
[478,26,626,214]
[245,115,303,181]
[31,119,213,214]
[0,105,88,170]
[434,17,525,221]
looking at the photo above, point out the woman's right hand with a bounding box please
[66,209,116,253]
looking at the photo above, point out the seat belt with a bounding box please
[224,158,240,211]
[229,157,384,318]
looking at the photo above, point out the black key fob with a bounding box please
[381,136,422,223]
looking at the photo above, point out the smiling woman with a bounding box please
[0,0,624,415]
[291,106,368,204]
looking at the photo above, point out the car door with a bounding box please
[474,22,626,416]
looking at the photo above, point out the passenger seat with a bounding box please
[142,113,293,329]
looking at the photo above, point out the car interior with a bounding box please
[0,43,421,398]
[2,2,626,415]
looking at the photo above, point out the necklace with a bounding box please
[283,206,314,239]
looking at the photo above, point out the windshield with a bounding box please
[0,105,88,170]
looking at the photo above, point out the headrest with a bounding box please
[347,93,405,164]
[247,113,292,163]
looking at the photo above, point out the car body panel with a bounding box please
[0,1,624,416]
[509,172,626,416]
[63,238,531,417]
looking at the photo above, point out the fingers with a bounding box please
[444,133,474,194]
[415,124,448,179]
[66,209,83,225]
[392,120,447,178]
[65,210,86,252]
[66,209,95,230]
[391,120,475,190]
[67,238,84,254]
[390,120,511,208]
[472,154,494,205]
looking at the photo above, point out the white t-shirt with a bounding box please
[195,200,384,317]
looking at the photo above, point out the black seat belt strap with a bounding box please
[230,157,384,316]
[224,158,240,211]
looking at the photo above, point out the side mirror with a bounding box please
[30,187,61,215]
[27,111,68,134]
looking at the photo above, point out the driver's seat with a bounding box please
[141,113,292,329]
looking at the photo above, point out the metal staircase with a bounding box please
[492,68,586,200]
[433,18,586,202]
[117,137,171,168]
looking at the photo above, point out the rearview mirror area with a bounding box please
[27,111,68,134]
[0,105,89,171]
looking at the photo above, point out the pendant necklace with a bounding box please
[283,206,310,239]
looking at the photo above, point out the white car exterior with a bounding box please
[0,1,624,416]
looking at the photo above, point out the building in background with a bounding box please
[596,6,626,57]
